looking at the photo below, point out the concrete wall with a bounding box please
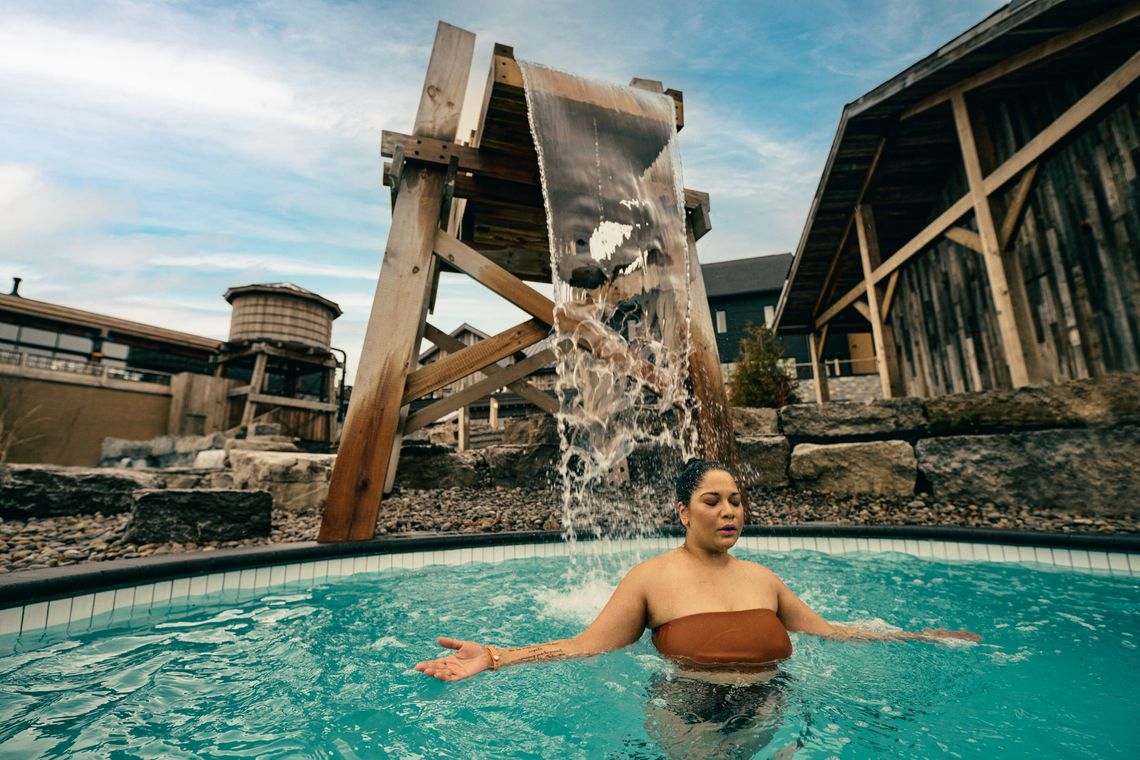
[1,374,171,466]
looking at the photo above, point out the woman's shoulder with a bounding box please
[734,555,782,581]
[622,548,684,579]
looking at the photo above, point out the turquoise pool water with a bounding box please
[1,548,1137,758]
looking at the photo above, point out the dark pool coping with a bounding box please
[2,524,1137,608]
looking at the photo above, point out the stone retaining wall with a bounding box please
[731,371,1140,516]
[5,372,1136,519]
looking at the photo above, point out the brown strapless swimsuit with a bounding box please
[651,608,793,666]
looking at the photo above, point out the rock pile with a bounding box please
[1,485,1133,574]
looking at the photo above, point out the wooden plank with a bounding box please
[457,404,469,451]
[684,219,739,474]
[381,130,538,186]
[854,204,904,398]
[945,226,985,254]
[404,348,556,434]
[247,393,337,413]
[881,271,900,321]
[499,52,685,130]
[422,322,558,414]
[320,22,475,543]
[433,230,555,324]
[402,318,550,404]
[241,353,268,426]
[999,163,1039,249]
[852,299,872,322]
[808,331,829,404]
[952,93,1031,388]
[903,2,1140,119]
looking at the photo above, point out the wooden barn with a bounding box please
[775,0,1140,401]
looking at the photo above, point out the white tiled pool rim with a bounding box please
[1,533,1136,641]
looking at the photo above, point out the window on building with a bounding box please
[715,310,726,334]
[764,304,776,328]
[56,333,94,357]
[17,327,56,350]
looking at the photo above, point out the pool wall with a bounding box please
[1,526,1137,642]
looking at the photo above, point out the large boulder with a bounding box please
[917,426,1140,514]
[0,465,161,518]
[731,407,780,436]
[223,437,302,457]
[124,489,272,543]
[100,432,227,468]
[736,436,790,489]
[229,450,336,513]
[779,399,926,440]
[502,414,560,446]
[482,445,560,488]
[790,440,916,497]
[924,372,1140,435]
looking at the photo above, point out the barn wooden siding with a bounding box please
[888,77,1139,397]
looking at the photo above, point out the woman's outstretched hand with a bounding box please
[921,628,982,642]
[414,637,490,681]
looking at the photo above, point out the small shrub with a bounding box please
[728,322,799,409]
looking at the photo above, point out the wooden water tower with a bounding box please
[318,22,737,541]
[215,283,342,441]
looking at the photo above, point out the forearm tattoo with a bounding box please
[499,640,588,667]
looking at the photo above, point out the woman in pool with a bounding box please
[414,458,979,682]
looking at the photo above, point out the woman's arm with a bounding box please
[770,571,980,642]
[414,564,650,681]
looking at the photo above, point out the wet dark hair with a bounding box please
[674,458,732,506]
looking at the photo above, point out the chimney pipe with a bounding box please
[10,277,21,297]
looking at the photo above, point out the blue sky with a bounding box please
[0,0,1005,382]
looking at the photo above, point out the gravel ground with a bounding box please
[1,486,1135,575]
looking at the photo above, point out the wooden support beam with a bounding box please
[952,93,1031,388]
[903,1,1140,119]
[880,271,900,322]
[457,404,470,451]
[684,218,739,474]
[817,48,1139,329]
[422,322,558,414]
[852,300,872,322]
[433,230,555,324]
[241,353,268,426]
[321,21,475,543]
[403,318,550,404]
[405,348,557,434]
[854,204,905,398]
[808,331,829,404]
[814,281,868,330]
[945,226,985,254]
[247,393,338,413]
[814,137,886,316]
[999,163,1039,249]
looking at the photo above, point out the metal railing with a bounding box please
[792,358,877,380]
[0,349,173,386]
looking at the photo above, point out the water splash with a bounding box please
[518,61,699,544]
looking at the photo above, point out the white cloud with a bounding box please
[0,18,335,130]
[0,163,131,245]
[153,253,380,281]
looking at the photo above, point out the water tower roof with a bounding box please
[223,282,342,318]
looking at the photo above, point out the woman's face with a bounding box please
[680,469,743,548]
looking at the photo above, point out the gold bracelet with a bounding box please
[484,644,501,671]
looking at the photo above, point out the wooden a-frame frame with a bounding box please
[807,6,1140,401]
[319,22,738,542]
